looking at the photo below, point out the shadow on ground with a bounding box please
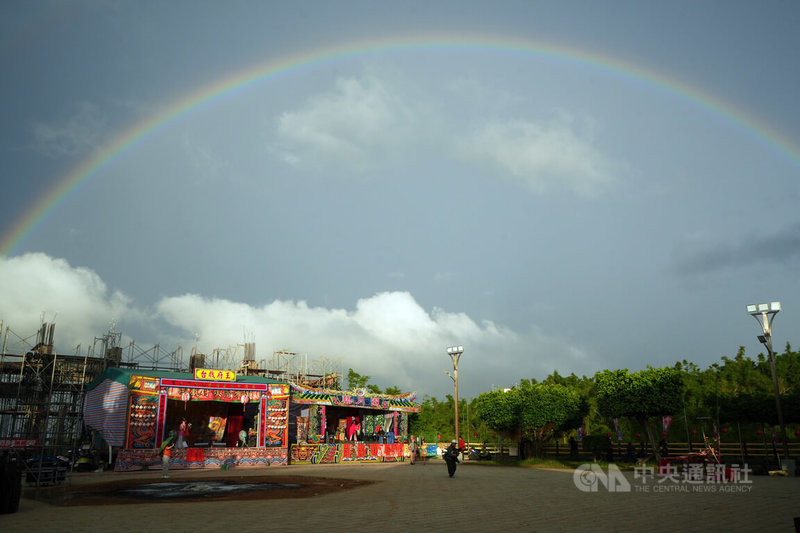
[24,475,372,506]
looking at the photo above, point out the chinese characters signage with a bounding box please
[0,438,39,448]
[194,368,236,381]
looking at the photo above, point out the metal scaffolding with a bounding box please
[0,322,187,463]
[253,349,343,389]
[1,322,345,451]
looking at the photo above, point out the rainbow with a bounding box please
[3,34,799,256]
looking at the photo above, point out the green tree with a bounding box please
[717,347,772,395]
[517,381,585,457]
[595,367,684,460]
[345,369,402,395]
[474,388,519,436]
[474,380,586,457]
[776,342,800,391]
[718,392,774,424]
[346,368,370,390]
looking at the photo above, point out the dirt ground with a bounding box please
[23,475,372,506]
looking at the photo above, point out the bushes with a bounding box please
[582,435,612,460]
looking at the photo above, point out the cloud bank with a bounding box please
[30,101,108,158]
[673,222,800,276]
[455,114,616,195]
[276,74,422,170]
[0,253,134,349]
[272,72,619,196]
[0,253,592,397]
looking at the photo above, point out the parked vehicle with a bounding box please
[23,455,68,485]
[468,447,492,460]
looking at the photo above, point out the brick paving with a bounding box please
[5,460,799,532]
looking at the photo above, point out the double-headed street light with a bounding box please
[746,301,790,462]
[446,345,464,443]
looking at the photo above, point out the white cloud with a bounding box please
[153,290,588,395]
[156,295,355,353]
[456,113,617,195]
[154,290,488,387]
[0,253,592,397]
[0,253,136,350]
[270,72,618,198]
[352,291,438,348]
[274,74,419,170]
[30,101,107,158]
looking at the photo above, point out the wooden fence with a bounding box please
[442,440,799,466]
[541,440,800,462]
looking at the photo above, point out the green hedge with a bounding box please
[582,435,612,458]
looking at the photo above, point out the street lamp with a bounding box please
[746,301,790,462]
[446,345,464,443]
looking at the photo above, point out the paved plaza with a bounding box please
[4,460,799,532]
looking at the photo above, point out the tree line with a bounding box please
[407,343,800,459]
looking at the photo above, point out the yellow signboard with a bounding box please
[194,368,236,381]
[130,375,160,393]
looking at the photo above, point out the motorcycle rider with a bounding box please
[444,439,461,477]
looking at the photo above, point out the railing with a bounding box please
[540,440,800,461]
[453,442,516,459]
[412,439,800,462]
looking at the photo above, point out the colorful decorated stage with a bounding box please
[115,446,289,471]
[289,442,408,464]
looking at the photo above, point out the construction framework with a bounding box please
[0,321,344,467]
[239,348,343,389]
[0,322,186,465]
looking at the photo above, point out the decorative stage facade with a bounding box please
[84,368,420,470]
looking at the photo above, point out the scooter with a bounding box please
[67,448,103,472]
[468,447,492,461]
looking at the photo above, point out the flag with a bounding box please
[613,418,623,441]
[576,419,586,442]
[662,415,673,436]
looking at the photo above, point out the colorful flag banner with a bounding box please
[613,418,623,441]
[662,415,673,436]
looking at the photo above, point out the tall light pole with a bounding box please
[446,345,463,442]
[746,301,790,462]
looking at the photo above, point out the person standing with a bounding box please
[658,438,670,459]
[177,418,189,448]
[458,436,466,461]
[409,434,417,465]
[444,439,460,477]
[160,433,175,478]
[569,436,579,459]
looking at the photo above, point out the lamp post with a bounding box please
[746,301,790,462]
[446,345,463,443]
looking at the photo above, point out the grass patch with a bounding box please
[462,457,519,467]
[465,457,654,471]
